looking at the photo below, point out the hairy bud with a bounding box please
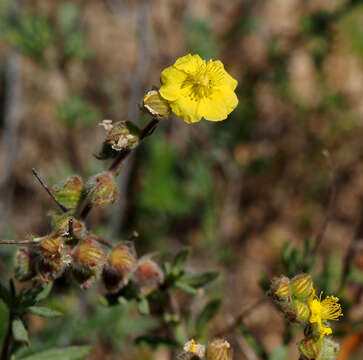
[86,171,118,205]
[14,247,35,281]
[183,339,205,359]
[133,255,164,295]
[298,337,322,360]
[291,274,313,300]
[53,175,84,209]
[72,236,107,289]
[269,276,292,303]
[142,90,171,119]
[286,299,310,325]
[206,338,232,360]
[102,242,137,293]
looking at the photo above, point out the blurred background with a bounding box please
[0,0,363,359]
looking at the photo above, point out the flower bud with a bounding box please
[99,120,139,151]
[320,337,340,360]
[291,274,313,300]
[206,338,232,360]
[133,255,164,295]
[142,90,171,119]
[286,299,310,324]
[298,337,322,360]
[86,171,118,205]
[14,247,35,281]
[269,276,292,303]
[183,339,205,359]
[72,236,107,289]
[53,175,84,209]
[102,242,137,293]
[51,214,87,244]
[36,232,71,282]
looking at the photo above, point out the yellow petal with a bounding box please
[159,66,187,101]
[207,60,238,90]
[198,87,239,121]
[174,54,206,74]
[169,96,202,124]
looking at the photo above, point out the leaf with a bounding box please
[175,281,198,296]
[28,306,63,318]
[0,281,11,306]
[137,297,150,315]
[196,299,221,334]
[12,318,29,346]
[35,282,53,302]
[269,345,287,360]
[174,248,191,269]
[19,346,92,360]
[183,271,219,288]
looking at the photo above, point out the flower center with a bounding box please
[182,72,213,101]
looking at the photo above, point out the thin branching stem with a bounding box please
[0,236,44,245]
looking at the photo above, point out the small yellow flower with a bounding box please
[183,339,206,358]
[308,289,343,338]
[159,54,238,124]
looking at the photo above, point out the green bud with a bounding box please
[102,242,137,293]
[53,175,84,209]
[206,338,232,360]
[72,236,107,289]
[291,274,313,300]
[320,337,340,360]
[14,247,35,281]
[298,337,322,360]
[99,120,140,151]
[286,299,310,324]
[270,276,292,303]
[142,90,171,119]
[133,255,164,295]
[86,171,118,205]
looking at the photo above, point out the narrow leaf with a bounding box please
[12,318,29,345]
[196,299,221,334]
[175,281,198,295]
[19,346,92,360]
[183,271,219,288]
[173,247,191,268]
[35,282,53,302]
[28,306,63,318]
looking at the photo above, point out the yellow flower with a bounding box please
[308,289,343,338]
[159,54,238,124]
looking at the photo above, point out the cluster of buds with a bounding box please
[179,338,232,360]
[269,274,342,360]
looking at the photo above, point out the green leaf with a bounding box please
[28,306,63,318]
[12,318,29,345]
[269,345,287,360]
[183,271,219,288]
[196,299,221,334]
[175,281,198,296]
[19,346,92,360]
[0,281,11,306]
[135,335,179,349]
[174,247,191,269]
[35,283,53,302]
[137,297,150,315]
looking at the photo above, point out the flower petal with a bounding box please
[198,87,239,121]
[174,54,206,74]
[159,66,187,101]
[207,60,238,91]
[169,96,202,124]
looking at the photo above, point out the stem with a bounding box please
[32,168,68,213]
[1,312,13,360]
[77,117,159,220]
[0,236,44,245]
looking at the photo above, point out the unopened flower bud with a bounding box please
[320,337,340,360]
[102,242,137,293]
[206,338,232,360]
[286,299,310,324]
[51,214,87,244]
[53,175,84,209]
[270,276,292,303]
[14,247,35,281]
[86,171,118,205]
[99,120,139,151]
[298,337,322,360]
[183,339,205,359]
[291,274,313,300]
[36,232,71,282]
[133,255,164,295]
[72,236,107,289]
[142,90,171,119]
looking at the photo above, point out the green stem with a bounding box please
[1,312,13,360]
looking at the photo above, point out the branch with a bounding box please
[0,236,44,245]
[32,168,69,213]
[77,117,159,220]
